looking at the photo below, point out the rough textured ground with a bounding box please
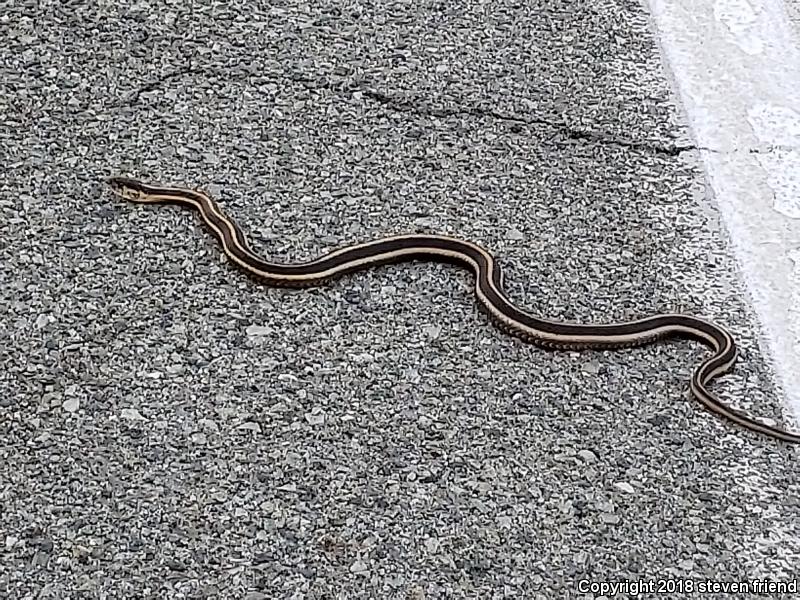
[786,0,800,36]
[1,1,799,599]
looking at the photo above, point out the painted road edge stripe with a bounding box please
[647,0,800,423]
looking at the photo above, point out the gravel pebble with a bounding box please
[614,481,636,494]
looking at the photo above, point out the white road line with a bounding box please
[647,0,800,422]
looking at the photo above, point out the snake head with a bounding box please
[106,176,149,201]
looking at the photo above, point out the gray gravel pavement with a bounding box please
[787,0,800,34]
[2,1,799,599]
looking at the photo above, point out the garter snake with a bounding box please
[107,176,800,444]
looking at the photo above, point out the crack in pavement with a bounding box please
[117,67,794,158]
[353,88,800,157]
[359,89,696,157]
[119,67,205,106]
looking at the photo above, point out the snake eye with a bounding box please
[107,176,148,201]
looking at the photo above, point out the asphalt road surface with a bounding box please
[2,1,799,599]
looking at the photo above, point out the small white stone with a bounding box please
[578,449,598,462]
[210,490,228,503]
[121,408,146,421]
[601,514,620,524]
[423,325,442,339]
[246,324,272,336]
[238,422,261,433]
[350,556,369,574]
[305,411,325,426]
[582,360,601,374]
[614,481,636,494]
[597,500,615,513]
[62,398,79,413]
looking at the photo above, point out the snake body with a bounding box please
[107,176,800,444]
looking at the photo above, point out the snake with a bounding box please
[107,176,800,444]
